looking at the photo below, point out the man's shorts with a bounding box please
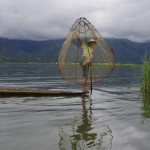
[80,56,91,78]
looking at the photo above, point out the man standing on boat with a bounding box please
[77,35,97,93]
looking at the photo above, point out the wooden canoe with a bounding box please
[0,88,87,97]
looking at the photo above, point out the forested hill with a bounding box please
[0,38,149,63]
[106,38,150,64]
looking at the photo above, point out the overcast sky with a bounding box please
[0,0,150,42]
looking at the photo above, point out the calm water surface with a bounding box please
[0,64,150,150]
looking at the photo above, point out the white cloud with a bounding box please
[0,0,150,42]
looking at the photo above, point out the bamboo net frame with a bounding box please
[57,17,115,85]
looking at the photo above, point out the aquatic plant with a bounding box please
[142,92,150,119]
[141,54,150,92]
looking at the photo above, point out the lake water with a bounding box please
[0,64,150,150]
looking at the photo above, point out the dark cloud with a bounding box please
[0,0,150,42]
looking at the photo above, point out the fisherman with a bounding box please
[77,35,97,93]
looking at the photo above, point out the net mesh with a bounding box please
[57,17,115,85]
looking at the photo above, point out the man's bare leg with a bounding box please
[82,77,88,93]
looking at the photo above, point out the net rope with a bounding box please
[57,17,115,85]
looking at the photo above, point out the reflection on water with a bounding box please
[59,97,113,150]
[142,92,150,119]
[1,64,150,150]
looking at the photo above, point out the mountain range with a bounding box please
[0,38,149,64]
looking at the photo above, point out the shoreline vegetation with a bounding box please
[0,62,142,67]
[141,54,150,92]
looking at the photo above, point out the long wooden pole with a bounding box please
[90,65,93,94]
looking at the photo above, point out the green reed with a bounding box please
[142,92,150,119]
[141,54,150,92]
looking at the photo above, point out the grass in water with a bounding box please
[141,54,150,92]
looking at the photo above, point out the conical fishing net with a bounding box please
[57,17,115,85]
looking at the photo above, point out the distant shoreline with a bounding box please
[0,62,142,68]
